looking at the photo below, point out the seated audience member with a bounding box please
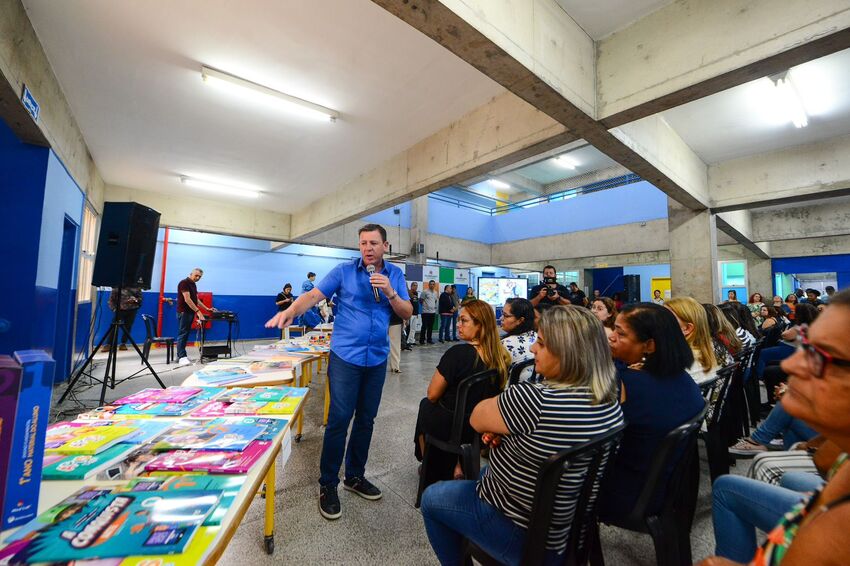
[420,306,623,565]
[772,295,784,310]
[699,290,850,566]
[666,297,722,384]
[759,305,787,333]
[703,303,741,362]
[755,304,820,383]
[784,293,798,319]
[718,303,756,348]
[748,292,766,327]
[823,285,836,304]
[805,287,823,307]
[591,297,618,339]
[612,292,624,310]
[598,302,704,522]
[727,289,740,303]
[500,298,537,383]
[651,289,665,305]
[729,400,817,456]
[532,302,553,331]
[414,300,510,480]
[748,436,840,487]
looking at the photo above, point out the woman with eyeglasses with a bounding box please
[500,298,537,384]
[700,289,850,566]
[414,300,511,481]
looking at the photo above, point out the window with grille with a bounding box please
[77,204,98,302]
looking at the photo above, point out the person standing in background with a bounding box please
[176,268,212,366]
[302,271,317,294]
[420,280,438,345]
[108,287,142,351]
[389,311,403,373]
[461,287,476,305]
[450,285,461,341]
[438,285,454,343]
[651,289,665,305]
[405,282,420,349]
[276,283,294,312]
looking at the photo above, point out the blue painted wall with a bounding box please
[623,264,671,303]
[428,181,668,245]
[772,255,850,292]
[362,202,411,229]
[592,267,624,298]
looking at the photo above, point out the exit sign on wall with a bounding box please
[21,85,39,122]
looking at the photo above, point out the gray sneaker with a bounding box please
[729,437,768,457]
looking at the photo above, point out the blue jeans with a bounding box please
[439,315,452,341]
[751,403,817,449]
[421,479,564,566]
[780,471,824,492]
[712,475,806,562]
[756,342,795,381]
[175,311,194,359]
[319,351,387,487]
[451,312,458,340]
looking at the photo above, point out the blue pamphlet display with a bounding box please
[0,356,22,529]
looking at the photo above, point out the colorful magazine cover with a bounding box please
[152,422,265,451]
[42,444,138,480]
[219,387,293,403]
[1,489,220,563]
[114,397,210,417]
[145,441,271,475]
[113,387,203,405]
[206,417,289,441]
[45,425,137,455]
[256,398,301,415]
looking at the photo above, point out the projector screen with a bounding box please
[477,277,528,307]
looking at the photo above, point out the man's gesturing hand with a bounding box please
[266,309,295,329]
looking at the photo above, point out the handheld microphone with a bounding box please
[366,264,381,303]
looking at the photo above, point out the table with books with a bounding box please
[0,384,308,564]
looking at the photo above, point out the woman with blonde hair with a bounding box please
[414,299,511,481]
[420,306,623,565]
[666,296,721,384]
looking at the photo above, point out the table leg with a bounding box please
[263,460,276,554]
[323,375,330,427]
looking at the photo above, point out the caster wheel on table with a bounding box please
[295,434,302,443]
[264,535,275,554]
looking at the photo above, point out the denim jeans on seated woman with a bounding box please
[750,402,817,449]
[755,342,795,381]
[712,474,806,562]
[420,479,565,566]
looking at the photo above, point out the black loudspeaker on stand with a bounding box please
[624,274,641,303]
[60,202,165,406]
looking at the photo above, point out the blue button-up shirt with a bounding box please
[316,258,410,367]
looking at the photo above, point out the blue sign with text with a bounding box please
[21,85,39,122]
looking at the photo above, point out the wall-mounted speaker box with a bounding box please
[92,202,161,289]
[624,274,641,303]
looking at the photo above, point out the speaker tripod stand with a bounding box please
[60,310,165,407]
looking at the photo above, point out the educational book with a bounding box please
[118,525,220,566]
[0,355,22,530]
[206,417,289,441]
[113,386,203,405]
[45,424,136,455]
[2,489,220,563]
[193,366,250,381]
[118,475,246,526]
[118,419,173,444]
[96,447,161,481]
[144,441,271,475]
[247,360,293,373]
[255,398,302,415]
[114,397,210,417]
[219,386,293,403]
[152,422,265,451]
[42,443,138,480]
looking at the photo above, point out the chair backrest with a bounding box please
[705,364,738,430]
[762,323,783,347]
[508,358,536,386]
[449,369,499,445]
[523,423,626,566]
[624,400,709,526]
[141,313,155,340]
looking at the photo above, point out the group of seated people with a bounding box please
[409,288,850,566]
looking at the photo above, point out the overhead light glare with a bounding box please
[201,65,339,123]
[489,179,510,189]
[770,72,808,128]
[553,155,578,169]
[180,175,261,199]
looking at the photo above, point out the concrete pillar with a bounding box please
[410,196,428,264]
[668,198,718,303]
[748,256,774,300]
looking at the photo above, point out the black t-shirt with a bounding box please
[568,289,587,306]
[410,291,420,315]
[276,292,294,312]
[436,344,500,410]
[529,283,570,305]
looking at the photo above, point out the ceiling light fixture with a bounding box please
[180,175,261,199]
[489,179,510,189]
[553,155,579,169]
[769,72,808,128]
[201,65,339,122]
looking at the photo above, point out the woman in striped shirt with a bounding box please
[420,306,624,566]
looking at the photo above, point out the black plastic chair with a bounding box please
[508,358,537,386]
[744,338,767,426]
[141,314,175,364]
[415,369,499,508]
[589,401,709,566]
[700,364,739,481]
[467,423,626,566]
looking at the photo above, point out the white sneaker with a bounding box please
[177,357,192,367]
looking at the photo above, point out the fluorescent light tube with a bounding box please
[180,175,261,198]
[489,179,510,189]
[771,72,808,128]
[201,65,339,122]
[553,155,578,169]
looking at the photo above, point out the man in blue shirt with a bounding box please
[266,224,412,520]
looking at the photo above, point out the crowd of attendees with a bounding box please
[409,275,849,565]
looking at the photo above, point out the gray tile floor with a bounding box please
[51,338,755,565]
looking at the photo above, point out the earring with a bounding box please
[641,353,648,363]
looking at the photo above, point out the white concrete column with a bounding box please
[748,255,774,300]
[668,198,719,303]
[410,196,429,264]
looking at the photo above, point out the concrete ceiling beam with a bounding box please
[597,0,850,127]
[750,199,850,242]
[289,91,575,239]
[493,171,544,195]
[715,210,770,259]
[710,133,850,211]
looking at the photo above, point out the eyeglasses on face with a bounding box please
[797,325,850,378]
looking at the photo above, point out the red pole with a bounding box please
[156,226,170,338]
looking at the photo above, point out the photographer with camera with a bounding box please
[529,265,571,307]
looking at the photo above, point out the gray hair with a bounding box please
[537,306,618,404]
[191,267,204,274]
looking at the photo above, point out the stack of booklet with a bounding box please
[188,387,307,417]
[0,475,246,564]
[192,358,295,386]
[78,386,225,420]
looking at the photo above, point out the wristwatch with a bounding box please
[386,292,398,301]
